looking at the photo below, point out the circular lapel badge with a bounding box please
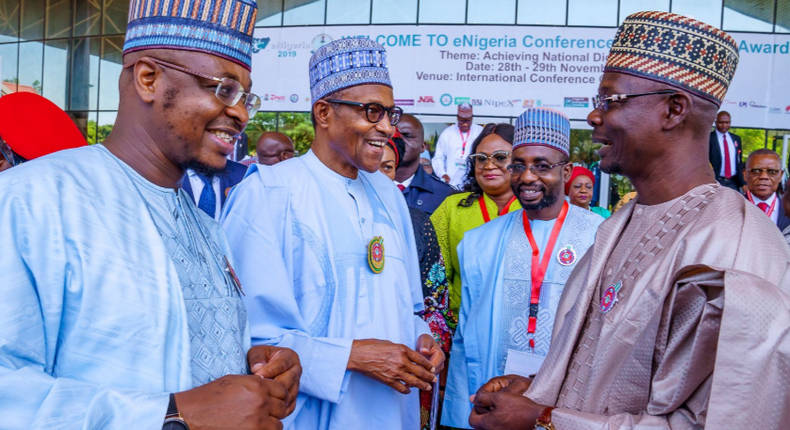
[600,282,623,313]
[557,245,576,266]
[367,236,385,274]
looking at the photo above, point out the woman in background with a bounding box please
[566,165,611,218]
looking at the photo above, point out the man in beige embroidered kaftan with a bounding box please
[467,11,790,430]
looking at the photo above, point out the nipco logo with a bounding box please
[440,93,453,107]
[290,94,299,103]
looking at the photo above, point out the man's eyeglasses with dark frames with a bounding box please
[123,58,261,117]
[507,161,567,176]
[325,99,403,125]
[592,90,677,112]
[469,150,511,168]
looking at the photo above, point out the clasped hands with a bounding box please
[348,333,445,394]
[468,374,548,430]
[173,345,301,430]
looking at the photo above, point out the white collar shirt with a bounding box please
[187,169,221,220]
[716,130,737,178]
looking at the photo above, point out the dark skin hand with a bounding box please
[172,345,301,430]
[173,375,288,430]
[248,345,302,416]
[469,390,546,430]
[443,174,451,183]
[347,334,445,394]
[472,374,533,401]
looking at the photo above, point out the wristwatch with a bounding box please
[534,406,555,430]
[163,394,190,430]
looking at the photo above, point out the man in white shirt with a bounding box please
[432,102,483,188]
[708,111,746,193]
[744,148,790,231]
[183,160,248,220]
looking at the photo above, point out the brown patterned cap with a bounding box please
[457,102,473,118]
[604,11,739,106]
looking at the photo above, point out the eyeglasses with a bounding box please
[748,168,782,177]
[592,90,677,112]
[326,99,403,125]
[469,150,511,168]
[507,161,567,176]
[0,139,23,167]
[124,57,261,117]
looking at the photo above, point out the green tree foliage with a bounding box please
[85,120,113,145]
[730,127,767,159]
[244,112,314,156]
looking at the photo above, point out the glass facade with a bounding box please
[0,0,786,172]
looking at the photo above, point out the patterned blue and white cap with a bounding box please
[123,0,258,71]
[309,38,392,103]
[513,107,571,157]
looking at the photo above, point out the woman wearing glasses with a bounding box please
[430,123,520,323]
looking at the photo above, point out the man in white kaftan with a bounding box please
[443,109,603,428]
[221,38,444,430]
[432,103,483,188]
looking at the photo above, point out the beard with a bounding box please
[521,192,558,211]
[514,182,560,211]
[181,158,226,179]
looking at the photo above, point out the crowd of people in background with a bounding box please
[2,2,790,430]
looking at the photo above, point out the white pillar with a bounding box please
[782,135,789,189]
[599,172,610,208]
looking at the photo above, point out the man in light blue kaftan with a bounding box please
[0,146,249,428]
[0,1,301,428]
[221,38,445,430]
[442,108,603,428]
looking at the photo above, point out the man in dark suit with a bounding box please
[709,111,746,193]
[744,149,790,231]
[183,160,248,220]
[395,114,453,214]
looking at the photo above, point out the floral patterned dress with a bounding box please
[409,208,456,430]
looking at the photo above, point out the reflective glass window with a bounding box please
[419,0,466,24]
[723,0,774,32]
[75,0,102,36]
[21,0,44,40]
[99,36,122,110]
[468,0,516,24]
[517,0,566,25]
[327,0,370,24]
[71,111,97,144]
[257,0,283,26]
[0,43,18,93]
[70,37,100,111]
[775,0,790,32]
[372,0,417,23]
[284,0,326,25]
[0,0,20,41]
[671,0,722,27]
[18,41,42,95]
[96,111,117,144]
[619,0,669,22]
[43,39,68,109]
[567,0,617,26]
[103,0,128,35]
[46,0,72,39]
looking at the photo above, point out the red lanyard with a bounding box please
[478,195,517,223]
[459,129,470,156]
[523,201,569,335]
[747,191,777,217]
